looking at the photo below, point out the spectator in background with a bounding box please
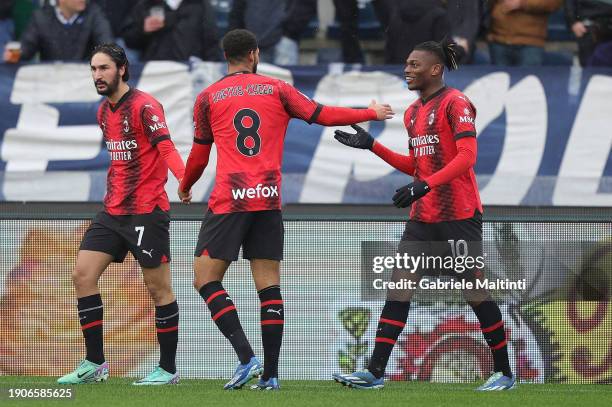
[3,0,112,62]
[0,1,15,52]
[229,0,289,64]
[91,0,135,38]
[91,0,139,62]
[279,0,317,64]
[12,1,39,41]
[381,0,451,64]
[446,0,483,64]
[333,0,392,64]
[121,0,220,61]
[565,0,612,66]
[229,0,317,65]
[487,0,562,66]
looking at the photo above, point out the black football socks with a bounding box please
[77,294,105,365]
[155,301,179,374]
[258,285,284,380]
[199,281,255,364]
[470,300,512,377]
[367,300,411,379]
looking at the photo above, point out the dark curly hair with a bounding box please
[222,29,258,64]
[90,43,130,81]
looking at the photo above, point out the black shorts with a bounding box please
[195,209,284,261]
[398,210,483,277]
[80,207,171,268]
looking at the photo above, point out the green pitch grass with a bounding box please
[1,376,610,407]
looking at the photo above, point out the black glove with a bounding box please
[334,124,374,150]
[392,180,430,208]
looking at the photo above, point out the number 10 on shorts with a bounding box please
[448,239,468,257]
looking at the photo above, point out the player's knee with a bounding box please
[193,266,217,291]
[193,276,206,292]
[386,288,414,302]
[145,281,172,304]
[462,288,490,305]
[71,266,97,289]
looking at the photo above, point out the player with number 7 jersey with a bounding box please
[57,44,184,387]
[178,29,394,390]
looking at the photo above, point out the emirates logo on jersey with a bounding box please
[410,134,439,158]
[106,139,138,161]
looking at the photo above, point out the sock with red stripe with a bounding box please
[367,300,410,379]
[470,301,512,377]
[156,301,179,374]
[77,294,105,365]
[258,285,283,380]
[199,281,254,364]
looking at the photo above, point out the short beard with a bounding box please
[95,72,121,96]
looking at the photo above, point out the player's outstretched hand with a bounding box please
[369,99,394,121]
[392,180,430,208]
[178,187,192,204]
[334,124,374,150]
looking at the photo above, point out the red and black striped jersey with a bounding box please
[193,72,319,214]
[404,86,482,222]
[97,88,172,215]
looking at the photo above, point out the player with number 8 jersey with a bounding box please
[185,67,387,214]
[178,29,394,390]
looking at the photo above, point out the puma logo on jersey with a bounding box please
[231,184,279,200]
[142,249,154,258]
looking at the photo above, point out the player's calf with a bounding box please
[258,285,283,381]
[154,300,179,375]
[470,300,513,379]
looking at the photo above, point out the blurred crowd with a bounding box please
[1,0,612,66]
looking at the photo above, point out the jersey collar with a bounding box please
[420,86,447,105]
[109,88,133,113]
[223,70,252,79]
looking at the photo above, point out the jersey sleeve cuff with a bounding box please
[194,137,213,145]
[454,131,476,140]
[151,134,170,146]
[307,103,324,124]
